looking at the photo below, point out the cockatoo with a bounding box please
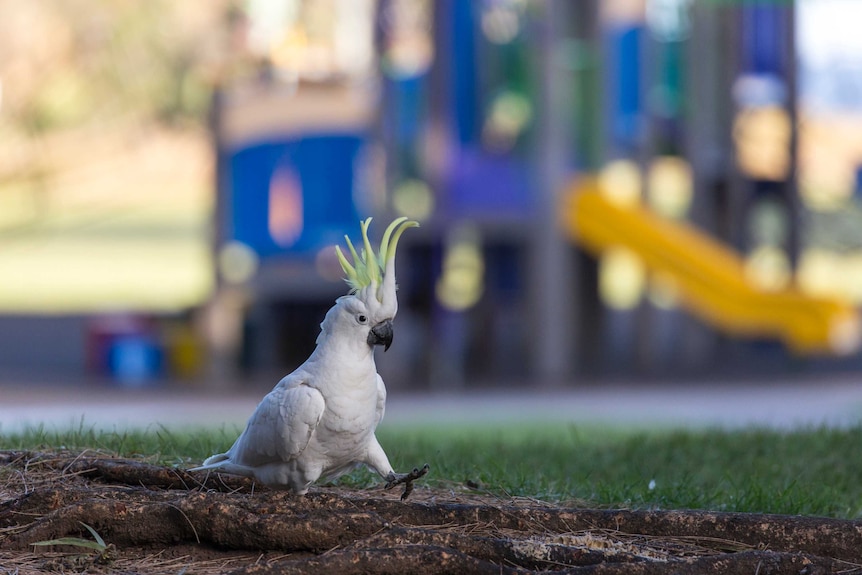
[191,217,428,498]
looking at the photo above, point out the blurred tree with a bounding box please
[0,0,234,135]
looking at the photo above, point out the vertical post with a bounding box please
[783,3,800,266]
[681,0,732,370]
[530,0,575,383]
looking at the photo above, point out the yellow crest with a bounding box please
[335,217,419,295]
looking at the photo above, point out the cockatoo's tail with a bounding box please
[335,217,419,317]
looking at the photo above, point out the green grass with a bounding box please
[0,422,238,468]
[379,424,862,519]
[3,422,862,519]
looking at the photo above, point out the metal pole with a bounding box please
[530,0,576,383]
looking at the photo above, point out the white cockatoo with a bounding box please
[191,217,427,498]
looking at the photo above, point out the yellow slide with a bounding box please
[562,179,860,356]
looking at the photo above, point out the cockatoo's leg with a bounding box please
[384,464,430,500]
[365,437,429,500]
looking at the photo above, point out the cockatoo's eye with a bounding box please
[357,314,368,325]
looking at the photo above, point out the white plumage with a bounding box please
[191,218,424,496]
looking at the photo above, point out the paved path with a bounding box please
[1,374,862,433]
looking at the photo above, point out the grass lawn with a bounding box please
[3,422,861,519]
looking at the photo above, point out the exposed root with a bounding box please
[1,451,861,574]
[227,547,839,575]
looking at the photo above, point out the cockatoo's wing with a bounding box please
[374,374,387,427]
[230,379,326,467]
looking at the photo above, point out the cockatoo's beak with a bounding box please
[368,319,394,351]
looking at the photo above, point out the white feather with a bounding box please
[190,294,396,494]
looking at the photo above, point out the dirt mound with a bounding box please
[1,451,860,574]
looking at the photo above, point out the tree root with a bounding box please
[2,451,861,574]
[229,547,839,575]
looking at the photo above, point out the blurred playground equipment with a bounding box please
[5,1,862,385]
[563,180,861,356]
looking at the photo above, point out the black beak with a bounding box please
[368,319,394,352]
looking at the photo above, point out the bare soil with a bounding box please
[1,451,861,574]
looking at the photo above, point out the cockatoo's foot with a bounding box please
[385,464,430,500]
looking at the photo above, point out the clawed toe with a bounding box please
[384,463,430,500]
